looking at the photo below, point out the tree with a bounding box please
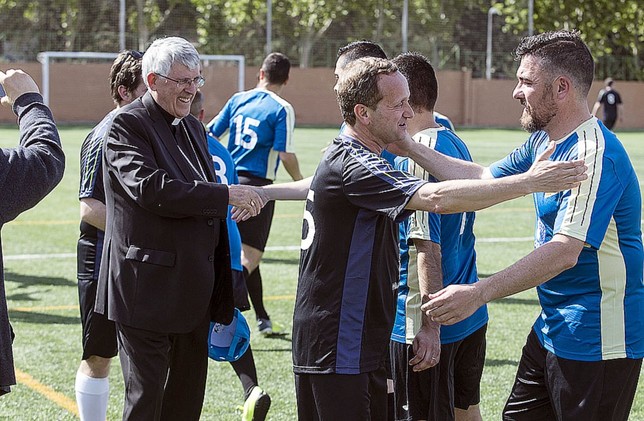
[498,0,643,80]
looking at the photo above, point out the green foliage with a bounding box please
[498,0,643,80]
[0,0,641,79]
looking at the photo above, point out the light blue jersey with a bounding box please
[433,111,455,131]
[207,134,242,271]
[207,88,295,180]
[392,127,487,345]
[489,118,644,361]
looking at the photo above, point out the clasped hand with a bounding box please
[228,185,268,222]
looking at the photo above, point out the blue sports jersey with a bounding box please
[433,111,455,131]
[392,127,487,345]
[207,88,295,181]
[207,134,243,271]
[293,134,427,375]
[489,118,644,361]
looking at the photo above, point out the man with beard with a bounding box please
[422,30,644,420]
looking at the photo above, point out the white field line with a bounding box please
[4,220,644,260]
[0,237,534,260]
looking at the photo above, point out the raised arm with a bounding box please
[0,69,65,223]
[406,142,586,214]
[388,134,490,181]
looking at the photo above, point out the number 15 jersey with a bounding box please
[207,88,295,180]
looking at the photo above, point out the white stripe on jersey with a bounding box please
[267,148,281,180]
[265,90,296,152]
[560,123,604,240]
[598,217,628,359]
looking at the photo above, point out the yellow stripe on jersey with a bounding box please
[408,130,437,241]
[598,217,628,359]
[404,246,423,343]
[560,121,604,240]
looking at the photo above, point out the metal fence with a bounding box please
[0,1,641,81]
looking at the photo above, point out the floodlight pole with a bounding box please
[486,7,500,80]
[402,0,408,53]
[119,0,126,51]
[528,0,534,36]
[266,0,272,54]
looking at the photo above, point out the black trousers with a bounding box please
[503,329,642,421]
[116,313,210,421]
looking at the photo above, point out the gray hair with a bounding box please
[142,37,201,87]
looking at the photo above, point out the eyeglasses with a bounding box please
[156,73,205,89]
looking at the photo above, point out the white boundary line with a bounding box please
[4,222,644,260]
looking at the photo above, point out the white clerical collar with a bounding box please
[172,117,182,126]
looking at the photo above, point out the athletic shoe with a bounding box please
[257,318,273,335]
[242,386,271,421]
[257,318,284,336]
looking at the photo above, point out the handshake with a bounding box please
[227,185,270,222]
[227,177,311,221]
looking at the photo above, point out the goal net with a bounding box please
[36,51,245,107]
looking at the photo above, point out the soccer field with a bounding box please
[0,126,642,420]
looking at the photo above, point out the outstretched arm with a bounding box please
[262,176,312,201]
[422,234,583,325]
[0,69,65,223]
[405,142,586,214]
[388,135,489,181]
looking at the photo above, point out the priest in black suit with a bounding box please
[96,36,264,420]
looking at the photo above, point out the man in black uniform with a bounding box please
[592,77,623,130]
[291,57,587,420]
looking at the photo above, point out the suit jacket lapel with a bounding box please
[142,93,198,182]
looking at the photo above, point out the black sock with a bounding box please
[246,266,269,320]
[230,346,258,400]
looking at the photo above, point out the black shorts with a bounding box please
[503,329,643,421]
[389,324,487,421]
[237,174,275,252]
[232,269,250,312]
[295,366,388,421]
[77,239,117,360]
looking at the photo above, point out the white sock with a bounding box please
[75,371,109,421]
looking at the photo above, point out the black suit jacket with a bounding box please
[96,92,234,333]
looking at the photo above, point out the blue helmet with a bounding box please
[208,308,251,362]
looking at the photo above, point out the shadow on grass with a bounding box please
[4,270,75,289]
[484,358,519,367]
[262,257,300,265]
[8,310,79,325]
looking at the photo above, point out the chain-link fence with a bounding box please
[0,0,641,80]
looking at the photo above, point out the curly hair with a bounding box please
[109,50,143,105]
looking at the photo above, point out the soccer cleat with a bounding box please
[242,386,271,421]
[257,318,273,335]
[257,318,284,336]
